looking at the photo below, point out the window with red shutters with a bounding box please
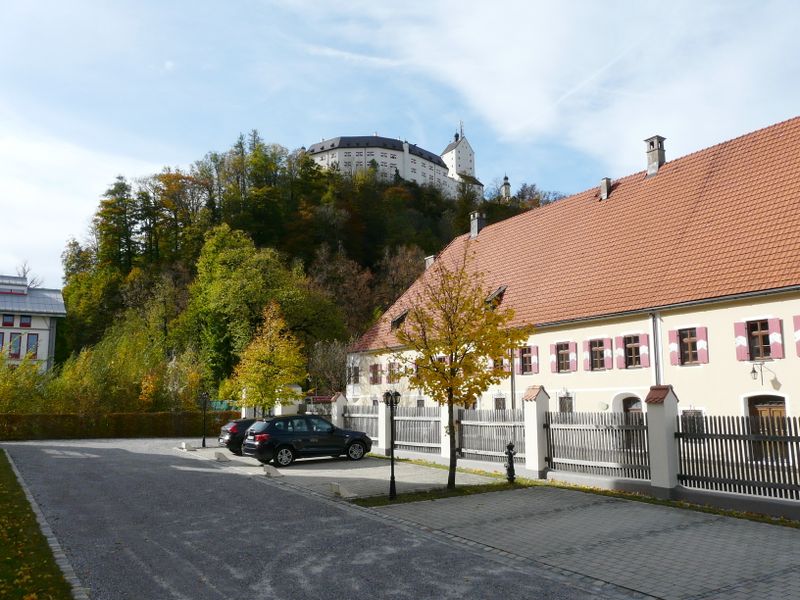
[623,335,641,368]
[747,320,770,360]
[679,328,699,364]
[589,339,605,370]
[26,333,38,358]
[556,343,570,373]
[9,333,21,359]
[19,315,31,328]
[520,346,533,374]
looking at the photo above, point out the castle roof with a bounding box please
[307,136,447,169]
[353,116,800,353]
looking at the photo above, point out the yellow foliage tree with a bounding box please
[222,302,305,415]
[394,249,532,489]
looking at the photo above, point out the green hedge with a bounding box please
[0,411,241,441]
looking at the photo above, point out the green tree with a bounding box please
[394,248,532,489]
[222,302,305,414]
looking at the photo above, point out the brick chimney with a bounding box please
[645,135,666,176]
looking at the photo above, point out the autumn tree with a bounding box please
[221,302,305,414]
[308,339,349,395]
[394,249,531,489]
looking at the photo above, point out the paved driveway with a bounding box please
[4,439,631,600]
[376,487,800,600]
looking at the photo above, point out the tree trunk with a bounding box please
[447,394,456,489]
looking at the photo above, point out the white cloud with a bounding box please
[285,0,800,176]
[0,111,160,288]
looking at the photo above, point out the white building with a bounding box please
[305,129,483,198]
[0,275,66,371]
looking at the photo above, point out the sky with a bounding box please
[1,0,798,287]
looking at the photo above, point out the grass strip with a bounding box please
[363,453,799,528]
[0,449,73,600]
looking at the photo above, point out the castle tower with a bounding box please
[501,174,511,200]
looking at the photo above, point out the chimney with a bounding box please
[599,177,612,200]
[469,211,486,238]
[645,135,666,176]
[424,255,435,269]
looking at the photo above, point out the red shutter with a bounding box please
[734,322,749,361]
[668,330,679,365]
[615,336,625,369]
[582,340,591,371]
[603,338,613,370]
[768,318,784,359]
[515,348,523,374]
[531,346,539,374]
[549,344,557,373]
[568,342,577,372]
[794,316,800,357]
[696,327,709,364]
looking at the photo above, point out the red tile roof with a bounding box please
[354,117,800,353]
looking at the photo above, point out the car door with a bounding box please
[306,416,346,455]
[287,417,312,455]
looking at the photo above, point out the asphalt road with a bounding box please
[4,439,635,600]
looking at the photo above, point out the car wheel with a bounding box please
[229,447,243,456]
[346,441,366,461]
[274,446,295,467]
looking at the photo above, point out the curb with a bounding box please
[4,449,91,600]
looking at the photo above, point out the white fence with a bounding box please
[459,409,525,463]
[394,407,441,454]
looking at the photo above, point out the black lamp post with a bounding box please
[201,391,209,448]
[383,390,401,499]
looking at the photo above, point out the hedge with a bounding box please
[0,411,241,441]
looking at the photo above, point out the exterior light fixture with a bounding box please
[383,390,401,499]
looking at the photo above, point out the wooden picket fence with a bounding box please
[394,406,440,454]
[342,405,379,439]
[545,412,650,480]
[458,409,525,463]
[676,414,800,500]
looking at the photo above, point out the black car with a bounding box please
[241,415,372,467]
[218,418,257,455]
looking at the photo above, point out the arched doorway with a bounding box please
[746,395,787,462]
[622,397,642,414]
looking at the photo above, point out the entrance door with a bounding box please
[621,397,642,449]
[747,396,787,462]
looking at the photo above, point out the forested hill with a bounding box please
[31,130,559,413]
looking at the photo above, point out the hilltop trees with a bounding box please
[14,129,558,415]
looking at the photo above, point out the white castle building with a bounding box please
[305,127,483,198]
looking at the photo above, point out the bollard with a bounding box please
[504,441,517,484]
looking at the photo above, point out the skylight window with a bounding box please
[390,310,408,330]
[485,285,507,308]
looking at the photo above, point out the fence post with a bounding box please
[330,393,346,428]
[645,385,679,499]
[377,401,392,456]
[523,386,550,478]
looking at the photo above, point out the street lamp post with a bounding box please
[201,391,209,448]
[383,390,401,499]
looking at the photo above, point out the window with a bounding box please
[308,416,333,433]
[9,333,21,359]
[556,343,570,372]
[520,347,532,374]
[559,394,573,413]
[390,310,408,330]
[20,315,31,328]
[2,315,13,327]
[369,364,381,385]
[289,417,309,432]
[494,397,506,410]
[347,366,360,385]
[624,335,641,368]
[679,328,698,364]
[416,398,425,408]
[26,334,38,358]
[747,319,770,360]
[387,362,400,384]
[590,339,605,370]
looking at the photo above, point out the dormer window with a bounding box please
[390,310,408,330]
[485,285,507,308]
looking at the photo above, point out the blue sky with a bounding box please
[1,0,799,287]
